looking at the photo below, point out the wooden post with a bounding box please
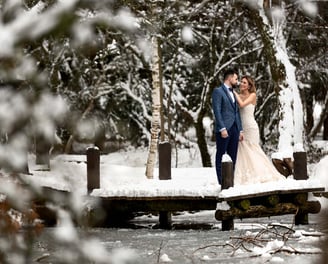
[35,134,51,170]
[159,211,172,229]
[222,161,234,188]
[87,147,100,194]
[293,151,308,180]
[293,151,308,225]
[158,142,172,229]
[221,160,234,231]
[159,142,171,180]
[16,152,30,175]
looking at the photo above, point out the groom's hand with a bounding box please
[221,129,228,138]
[239,131,244,141]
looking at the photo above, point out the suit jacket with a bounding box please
[212,85,243,133]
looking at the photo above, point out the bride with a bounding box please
[233,75,285,185]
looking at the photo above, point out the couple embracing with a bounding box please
[212,68,284,186]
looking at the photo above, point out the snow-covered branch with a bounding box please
[0,0,78,57]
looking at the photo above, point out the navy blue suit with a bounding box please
[212,85,243,185]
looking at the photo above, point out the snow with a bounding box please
[26,155,220,198]
[16,148,326,210]
[220,177,323,199]
[252,239,284,255]
[110,248,138,264]
[1,146,325,264]
[33,93,67,140]
[312,156,328,188]
[299,0,318,18]
[114,8,137,30]
[201,255,211,260]
[294,143,305,152]
[181,26,193,42]
[160,253,172,262]
[311,140,328,153]
[254,2,306,158]
[270,256,284,263]
[55,209,78,242]
[81,239,110,262]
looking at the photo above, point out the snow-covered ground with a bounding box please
[18,143,328,210]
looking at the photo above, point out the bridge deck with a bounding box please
[218,186,325,202]
[35,185,326,227]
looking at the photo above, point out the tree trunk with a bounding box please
[158,38,165,143]
[145,37,161,179]
[324,116,328,140]
[247,9,285,90]
[248,6,304,157]
[167,54,177,143]
[309,91,328,140]
[195,117,212,167]
[305,91,314,134]
[35,133,51,168]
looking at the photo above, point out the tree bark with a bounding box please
[324,116,328,140]
[247,9,285,91]
[166,54,177,143]
[195,117,212,167]
[309,91,328,139]
[247,6,304,157]
[158,38,165,143]
[145,37,161,179]
[303,89,314,135]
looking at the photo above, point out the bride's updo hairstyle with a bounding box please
[242,75,256,93]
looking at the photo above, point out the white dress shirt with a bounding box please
[224,84,235,103]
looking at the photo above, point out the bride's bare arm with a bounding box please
[234,92,256,108]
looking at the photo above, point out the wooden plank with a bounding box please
[218,187,325,202]
[101,198,218,212]
[99,195,219,201]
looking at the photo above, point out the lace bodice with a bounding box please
[239,104,259,144]
[240,104,257,130]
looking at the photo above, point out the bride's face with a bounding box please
[240,78,249,92]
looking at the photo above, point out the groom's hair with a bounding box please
[223,68,238,81]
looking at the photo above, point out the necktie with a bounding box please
[229,87,233,92]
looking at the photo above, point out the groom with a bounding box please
[212,68,243,185]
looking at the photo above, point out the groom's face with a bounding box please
[230,74,239,88]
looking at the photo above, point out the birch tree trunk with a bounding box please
[248,3,304,157]
[145,37,161,179]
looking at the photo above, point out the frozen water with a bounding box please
[31,212,325,264]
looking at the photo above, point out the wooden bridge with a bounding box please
[34,184,325,229]
[33,146,326,230]
[34,186,326,230]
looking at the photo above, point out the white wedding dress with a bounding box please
[234,104,285,185]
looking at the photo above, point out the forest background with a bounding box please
[0,0,327,174]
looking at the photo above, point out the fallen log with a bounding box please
[215,201,321,221]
